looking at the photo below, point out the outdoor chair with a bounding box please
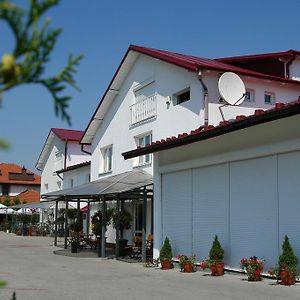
[146,234,154,260]
[129,235,142,260]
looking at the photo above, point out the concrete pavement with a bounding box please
[0,232,299,300]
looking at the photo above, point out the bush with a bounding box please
[209,235,224,262]
[112,209,132,230]
[159,237,173,262]
[279,235,298,272]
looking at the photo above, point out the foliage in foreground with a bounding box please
[0,0,83,148]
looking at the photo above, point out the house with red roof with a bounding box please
[78,45,300,244]
[40,45,300,265]
[123,98,300,271]
[0,163,40,204]
[36,128,91,200]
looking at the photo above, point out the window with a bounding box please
[264,92,275,104]
[133,80,155,102]
[2,184,9,195]
[245,89,255,102]
[136,133,152,165]
[101,145,113,173]
[175,88,190,104]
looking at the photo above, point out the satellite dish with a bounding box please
[218,72,246,106]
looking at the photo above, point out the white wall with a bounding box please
[290,58,300,81]
[90,54,300,181]
[66,142,91,168]
[40,137,91,199]
[62,165,90,189]
[154,115,300,269]
[40,137,65,197]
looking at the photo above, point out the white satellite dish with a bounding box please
[218,72,246,106]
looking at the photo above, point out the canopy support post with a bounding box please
[142,187,147,263]
[86,201,90,234]
[64,199,69,249]
[54,200,58,246]
[101,197,106,258]
[77,199,80,244]
[115,195,120,258]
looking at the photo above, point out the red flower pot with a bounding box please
[182,262,194,273]
[280,269,296,286]
[210,264,224,276]
[161,260,173,270]
[247,268,262,281]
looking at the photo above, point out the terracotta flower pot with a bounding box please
[161,260,173,270]
[247,268,262,281]
[182,262,194,273]
[210,264,224,276]
[280,269,296,286]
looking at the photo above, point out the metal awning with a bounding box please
[42,169,153,200]
[10,201,55,210]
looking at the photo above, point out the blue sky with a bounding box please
[1,0,300,173]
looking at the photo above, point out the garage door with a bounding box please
[192,164,229,261]
[230,156,278,269]
[162,170,192,255]
[278,151,300,267]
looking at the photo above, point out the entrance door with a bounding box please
[133,201,143,236]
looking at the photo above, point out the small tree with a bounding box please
[209,235,224,262]
[159,237,173,262]
[4,196,11,206]
[279,235,298,272]
[13,197,20,206]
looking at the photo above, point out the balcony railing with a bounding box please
[129,94,157,127]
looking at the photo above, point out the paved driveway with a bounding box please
[0,232,299,300]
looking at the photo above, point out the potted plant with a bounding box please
[176,255,196,273]
[268,235,298,285]
[240,256,264,281]
[91,209,113,236]
[159,237,173,270]
[112,209,132,230]
[200,236,225,276]
[69,221,83,253]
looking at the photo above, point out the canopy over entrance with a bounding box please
[41,170,153,262]
[42,169,153,200]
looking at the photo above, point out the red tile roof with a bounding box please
[129,45,300,85]
[52,128,84,141]
[0,189,40,204]
[81,45,300,145]
[122,97,300,160]
[215,49,300,63]
[56,161,91,174]
[0,164,41,185]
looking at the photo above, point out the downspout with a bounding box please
[81,144,92,155]
[64,140,68,169]
[198,70,209,126]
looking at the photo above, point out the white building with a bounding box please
[78,46,300,249]
[36,128,91,226]
[123,98,300,271]
[36,128,91,195]
[40,46,300,262]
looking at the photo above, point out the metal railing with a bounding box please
[129,94,157,127]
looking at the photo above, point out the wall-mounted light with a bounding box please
[166,96,171,105]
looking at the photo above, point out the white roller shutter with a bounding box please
[162,170,192,255]
[229,156,278,269]
[192,164,229,261]
[278,151,300,268]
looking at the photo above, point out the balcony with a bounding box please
[129,94,157,127]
